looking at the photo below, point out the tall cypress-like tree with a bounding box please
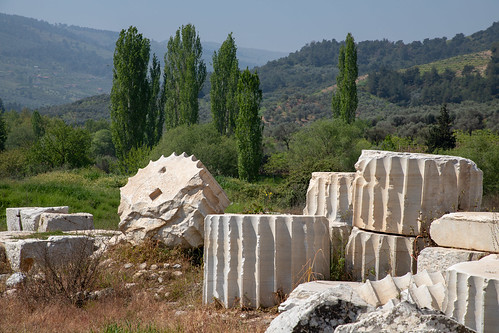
[31,110,45,140]
[0,97,6,151]
[332,33,358,123]
[146,54,164,147]
[110,26,151,160]
[211,33,240,136]
[164,24,206,129]
[236,69,263,181]
[487,42,499,97]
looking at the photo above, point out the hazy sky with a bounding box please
[1,0,498,53]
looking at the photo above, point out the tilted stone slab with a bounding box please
[417,246,488,273]
[345,227,427,281]
[430,212,499,253]
[203,214,330,308]
[303,172,356,224]
[6,206,69,231]
[445,254,499,333]
[352,150,482,236]
[118,153,230,248]
[38,212,94,232]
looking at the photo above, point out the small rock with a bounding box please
[4,289,17,297]
[172,263,181,269]
[125,283,137,289]
[99,258,115,267]
[164,292,170,298]
[6,272,26,287]
[138,262,147,270]
[173,271,183,277]
[163,263,170,269]
[175,310,187,316]
[133,270,147,279]
[158,277,164,283]
[149,272,159,280]
[123,263,134,269]
[150,264,158,270]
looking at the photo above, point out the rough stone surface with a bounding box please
[417,246,488,273]
[445,254,499,333]
[203,214,330,308]
[334,301,475,333]
[38,212,94,232]
[357,270,446,311]
[303,172,356,224]
[352,150,482,236]
[6,206,69,231]
[430,212,499,253]
[345,227,427,281]
[118,153,230,248]
[278,281,362,312]
[266,285,371,333]
[6,272,26,287]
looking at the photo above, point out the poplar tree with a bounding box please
[146,54,164,147]
[211,33,240,136]
[236,69,263,181]
[164,24,206,129]
[110,26,151,161]
[332,33,358,123]
[426,103,456,152]
[0,97,6,151]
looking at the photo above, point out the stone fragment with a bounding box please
[203,214,330,308]
[118,153,230,248]
[266,285,371,333]
[352,150,482,236]
[303,172,356,224]
[6,206,69,231]
[417,246,488,273]
[445,254,499,333]
[357,270,446,311]
[430,212,499,253]
[278,280,362,312]
[334,301,474,333]
[38,212,94,232]
[1,235,95,272]
[345,227,426,281]
[6,272,26,287]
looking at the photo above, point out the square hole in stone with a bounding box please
[149,188,162,201]
[159,167,166,173]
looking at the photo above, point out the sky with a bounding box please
[1,0,498,53]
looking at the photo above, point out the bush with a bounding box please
[149,123,238,177]
[0,148,29,178]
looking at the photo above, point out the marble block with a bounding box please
[417,246,488,273]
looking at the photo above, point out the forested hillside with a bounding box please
[0,13,287,109]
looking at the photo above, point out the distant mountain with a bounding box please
[0,12,287,109]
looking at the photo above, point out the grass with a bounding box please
[0,241,276,333]
[0,168,127,231]
[404,50,491,76]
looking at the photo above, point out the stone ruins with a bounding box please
[118,153,230,248]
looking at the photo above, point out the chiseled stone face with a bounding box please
[445,254,499,333]
[352,150,482,236]
[6,206,69,232]
[118,153,229,248]
[417,246,488,273]
[430,212,499,253]
[38,213,94,232]
[303,172,356,224]
[203,214,330,309]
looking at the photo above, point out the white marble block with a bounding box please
[352,150,482,236]
[118,153,230,248]
[417,246,488,273]
[303,172,356,224]
[445,255,499,333]
[203,214,330,308]
[38,213,94,232]
[345,227,426,281]
[6,206,69,231]
[430,212,499,253]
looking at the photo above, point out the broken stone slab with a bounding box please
[278,280,362,312]
[417,246,488,273]
[445,254,499,333]
[203,214,330,309]
[38,212,94,232]
[430,212,499,253]
[303,172,356,224]
[1,235,95,272]
[266,285,372,333]
[352,150,482,236]
[345,227,427,281]
[334,301,475,333]
[118,153,230,248]
[357,270,446,311]
[6,206,69,231]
